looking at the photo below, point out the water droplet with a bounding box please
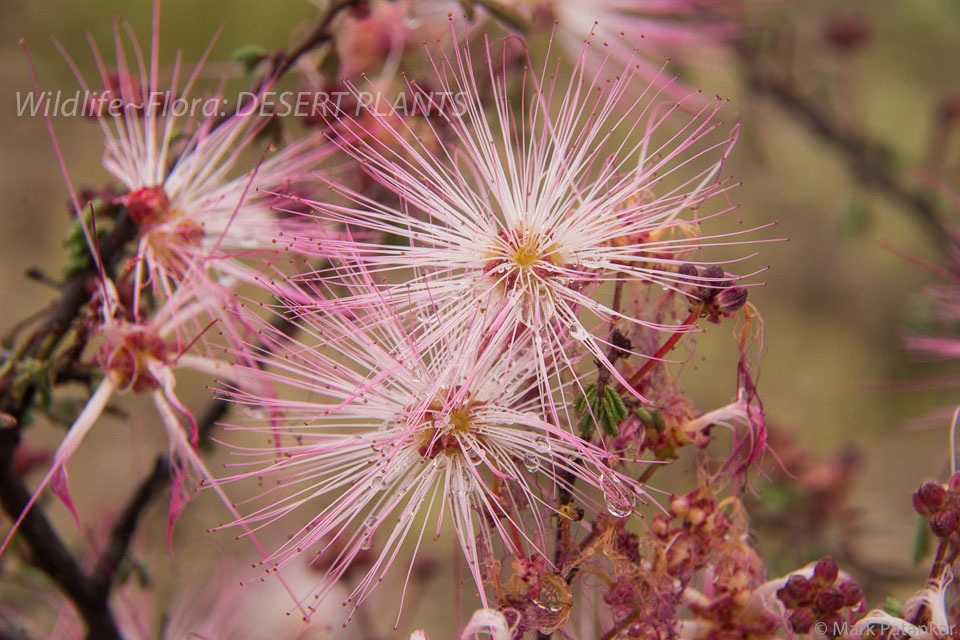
[364,515,377,529]
[523,453,540,472]
[398,486,408,496]
[370,475,385,491]
[570,326,589,342]
[465,444,486,466]
[359,534,372,551]
[601,474,635,518]
[534,436,550,453]
[533,597,564,614]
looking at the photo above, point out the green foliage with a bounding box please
[882,597,904,619]
[575,384,627,439]
[232,43,268,73]
[635,406,665,433]
[62,201,112,279]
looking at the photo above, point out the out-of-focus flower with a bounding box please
[290,28,767,412]
[46,545,317,640]
[410,607,514,640]
[215,274,647,624]
[479,0,735,97]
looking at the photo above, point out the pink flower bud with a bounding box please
[949,472,960,492]
[777,574,812,608]
[811,556,839,588]
[714,286,748,314]
[914,482,948,515]
[815,587,844,613]
[820,613,845,638]
[787,609,814,634]
[929,510,958,538]
[838,580,863,608]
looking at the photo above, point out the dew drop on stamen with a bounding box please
[359,534,372,551]
[465,444,486,466]
[601,474,636,518]
[523,453,540,472]
[533,597,564,614]
[370,475,385,491]
[534,436,550,453]
[364,515,377,529]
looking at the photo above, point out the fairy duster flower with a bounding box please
[287,27,769,409]
[215,274,647,625]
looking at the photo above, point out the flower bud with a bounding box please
[787,609,814,634]
[815,587,844,613]
[714,286,748,314]
[838,580,863,608]
[820,612,845,638]
[687,507,706,527]
[670,494,690,518]
[913,481,948,515]
[698,265,731,302]
[651,514,671,538]
[811,556,839,588]
[949,472,960,493]
[777,574,812,608]
[929,510,958,538]
[677,263,701,297]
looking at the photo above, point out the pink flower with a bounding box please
[287,28,769,408]
[0,276,261,555]
[215,275,647,625]
[53,4,332,306]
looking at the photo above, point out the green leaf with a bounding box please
[882,597,904,618]
[232,44,268,73]
[651,409,665,433]
[574,384,595,414]
[603,387,627,422]
[636,406,665,432]
[578,412,595,439]
[600,396,621,436]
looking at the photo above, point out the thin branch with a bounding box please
[738,43,960,250]
[90,397,230,596]
[0,432,122,640]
